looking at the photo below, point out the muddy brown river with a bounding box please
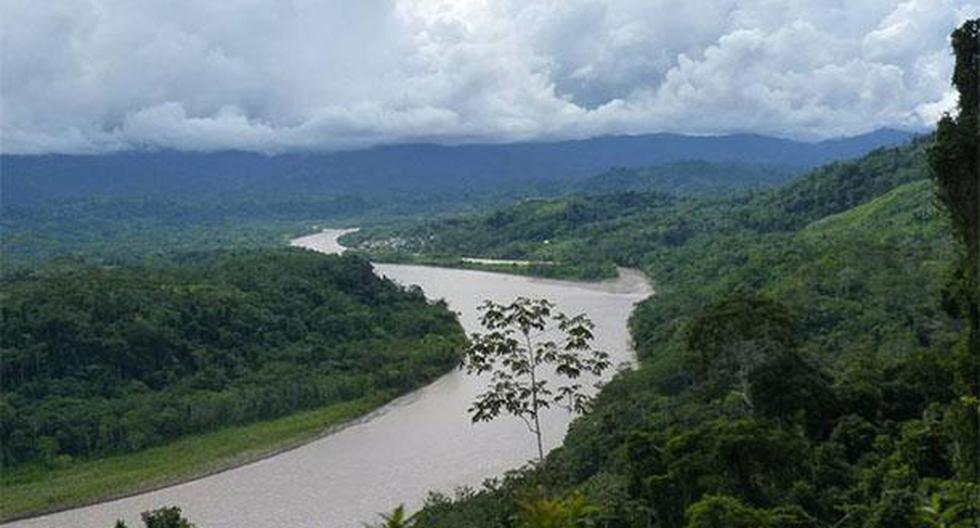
[9,229,651,528]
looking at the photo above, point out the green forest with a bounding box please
[0,159,810,273]
[348,98,978,527]
[0,196,364,270]
[0,249,464,517]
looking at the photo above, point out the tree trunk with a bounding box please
[525,331,545,463]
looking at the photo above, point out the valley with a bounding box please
[4,230,650,527]
[2,8,978,528]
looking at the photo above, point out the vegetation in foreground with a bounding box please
[115,506,196,528]
[0,249,465,520]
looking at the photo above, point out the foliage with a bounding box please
[1,395,380,521]
[580,161,799,197]
[684,495,814,528]
[0,196,356,271]
[366,505,416,528]
[463,298,610,462]
[927,18,980,483]
[113,506,195,528]
[914,480,980,528]
[929,20,979,267]
[517,491,602,528]
[0,249,464,469]
[686,294,797,409]
[140,507,196,528]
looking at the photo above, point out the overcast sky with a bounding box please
[2,0,977,154]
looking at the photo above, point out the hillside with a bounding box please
[352,137,976,526]
[580,161,798,196]
[348,138,931,275]
[0,249,465,519]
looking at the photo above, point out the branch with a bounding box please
[516,412,538,435]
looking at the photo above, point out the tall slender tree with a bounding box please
[462,298,610,463]
[928,18,980,481]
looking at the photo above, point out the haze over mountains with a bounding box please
[2,128,915,206]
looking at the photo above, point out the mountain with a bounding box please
[1,129,915,206]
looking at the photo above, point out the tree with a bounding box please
[112,507,195,528]
[141,507,196,528]
[687,294,796,410]
[366,505,416,528]
[684,495,769,528]
[928,18,980,483]
[462,298,610,462]
[748,352,838,438]
[517,492,601,528]
[684,495,814,528]
[915,481,980,528]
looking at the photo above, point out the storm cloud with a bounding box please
[1,0,977,154]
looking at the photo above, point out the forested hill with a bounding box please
[0,250,464,471]
[1,129,911,206]
[578,161,799,196]
[348,137,931,274]
[351,136,978,526]
[0,129,914,272]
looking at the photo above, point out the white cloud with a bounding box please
[1,0,977,154]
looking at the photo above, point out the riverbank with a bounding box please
[348,252,620,280]
[1,237,464,525]
[10,229,652,528]
[1,394,386,522]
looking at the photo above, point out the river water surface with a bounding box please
[10,229,651,528]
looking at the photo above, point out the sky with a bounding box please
[1,0,978,155]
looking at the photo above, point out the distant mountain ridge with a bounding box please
[1,128,916,206]
[580,161,800,196]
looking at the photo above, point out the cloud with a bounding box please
[1,0,977,154]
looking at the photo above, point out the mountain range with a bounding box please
[1,128,916,206]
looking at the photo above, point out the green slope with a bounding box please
[360,138,976,527]
[580,161,799,196]
[0,249,465,520]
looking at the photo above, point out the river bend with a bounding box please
[9,229,650,528]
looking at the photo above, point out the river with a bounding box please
[10,229,651,528]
